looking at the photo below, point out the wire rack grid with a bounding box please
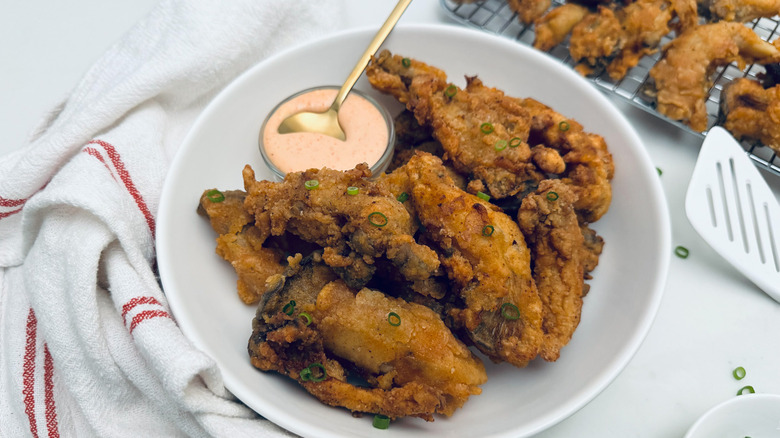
[440,0,780,177]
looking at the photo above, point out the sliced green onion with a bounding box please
[205,189,225,203]
[347,186,359,196]
[733,366,746,380]
[482,225,495,237]
[546,191,559,201]
[476,191,490,202]
[737,385,755,396]
[656,167,663,176]
[304,180,319,190]
[299,312,312,326]
[501,303,521,320]
[402,57,411,68]
[300,363,327,382]
[373,414,390,430]
[368,212,388,227]
[675,246,690,259]
[282,300,296,316]
[509,137,522,148]
[397,192,409,203]
[480,122,494,134]
[387,312,401,326]
[494,139,508,151]
[558,121,570,132]
[444,84,457,98]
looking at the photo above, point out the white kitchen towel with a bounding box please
[0,1,345,436]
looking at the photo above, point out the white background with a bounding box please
[2,1,780,437]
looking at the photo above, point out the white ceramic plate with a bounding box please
[157,24,671,438]
[685,394,780,438]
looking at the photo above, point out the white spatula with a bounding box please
[685,127,780,303]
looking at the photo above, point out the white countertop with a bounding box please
[3,1,780,437]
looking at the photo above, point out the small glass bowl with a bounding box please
[259,86,396,181]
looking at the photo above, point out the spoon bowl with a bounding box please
[277,106,344,140]
[275,0,412,140]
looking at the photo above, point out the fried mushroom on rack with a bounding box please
[649,21,780,131]
[721,77,780,154]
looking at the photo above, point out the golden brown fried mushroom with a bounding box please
[649,22,780,131]
[249,257,486,421]
[721,77,780,154]
[518,180,590,361]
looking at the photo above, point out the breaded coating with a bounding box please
[315,281,486,415]
[569,6,624,76]
[198,189,286,304]
[721,77,780,154]
[396,153,545,367]
[508,0,553,24]
[368,52,540,200]
[249,258,486,421]
[242,163,440,289]
[649,22,780,131]
[518,180,588,362]
[533,3,590,52]
[606,0,673,80]
[367,50,614,223]
[451,0,551,23]
[519,98,614,223]
[671,0,699,33]
[703,0,780,22]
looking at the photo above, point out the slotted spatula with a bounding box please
[685,127,780,303]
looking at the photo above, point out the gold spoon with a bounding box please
[276,0,413,140]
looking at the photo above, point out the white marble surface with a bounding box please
[3,1,780,437]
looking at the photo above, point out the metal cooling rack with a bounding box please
[441,0,780,177]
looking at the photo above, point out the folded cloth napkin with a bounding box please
[0,1,345,436]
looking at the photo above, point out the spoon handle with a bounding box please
[330,0,413,112]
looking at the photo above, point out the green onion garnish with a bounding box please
[205,189,225,203]
[480,122,494,134]
[387,312,401,326]
[368,212,388,227]
[397,192,409,203]
[494,139,508,151]
[282,300,296,316]
[373,414,390,430]
[733,366,746,380]
[402,57,411,68]
[656,167,663,176]
[299,312,312,326]
[509,137,522,148]
[501,303,521,320]
[558,121,570,131]
[347,186,359,196]
[482,225,495,237]
[675,246,689,259]
[476,191,490,202]
[737,385,755,396]
[304,180,319,190]
[444,85,457,98]
[546,191,559,201]
[300,362,327,382]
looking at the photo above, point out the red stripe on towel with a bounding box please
[121,296,163,325]
[43,344,60,438]
[87,140,156,236]
[83,147,114,176]
[23,309,39,438]
[129,310,171,333]
[0,196,27,208]
[0,207,23,219]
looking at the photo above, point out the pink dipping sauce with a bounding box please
[262,88,390,174]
